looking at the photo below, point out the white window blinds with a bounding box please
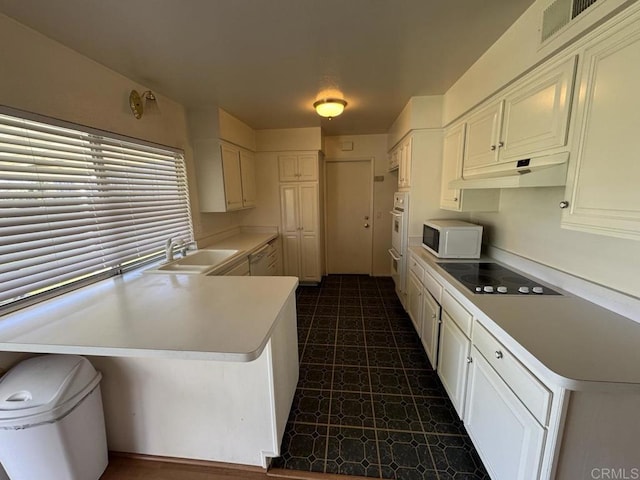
[0,109,193,309]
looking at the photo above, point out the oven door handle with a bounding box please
[389,210,403,217]
[388,249,402,261]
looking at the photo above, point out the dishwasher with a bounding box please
[249,244,271,276]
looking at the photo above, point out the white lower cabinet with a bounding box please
[437,310,470,418]
[420,289,440,369]
[465,348,546,480]
[561,12,640,239]
[407,271,423,334]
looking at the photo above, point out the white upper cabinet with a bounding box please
[499,56,576,162]
[440,123,500,212]
[562,15,640,240]
[388,135,413,190]
[463,101,503,172]
[462,56,576,178]
[239,150,256,208]
[197,140,257,212]
[278,154,318,182]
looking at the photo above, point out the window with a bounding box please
[0,107,193,311]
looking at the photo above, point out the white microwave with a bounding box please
[422,220,483,259]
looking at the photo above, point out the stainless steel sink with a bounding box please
[146,249,241,274]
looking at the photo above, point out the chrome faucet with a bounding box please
[165,237,176,262]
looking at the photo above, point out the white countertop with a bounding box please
[409,246,640,390]
[0,272,298,362]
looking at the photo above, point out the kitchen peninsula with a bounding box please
[0,273,299,468]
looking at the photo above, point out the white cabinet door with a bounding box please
[421,289,441,369]
[465,348,546,480]
[300,234,319,282]
[278,154,318,182]
[282,233,300,278]
[279,183,321,281]
[298,154,318,182]
[399,136,412,189]
[463,101,502,173]
[407,271,423,334]
[437,311,471,418]
[278,155,298,182]
[240,150,256,208]
[280,185,299,235]
[562,19,640,240]
[499,56,576,162]
[221,143,243,210]
[440,123,465,210]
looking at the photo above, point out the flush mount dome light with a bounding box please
[313,98,347,119]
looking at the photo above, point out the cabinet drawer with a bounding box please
[473,321,552,426]
[409,256,425,282]
[442,291,473,337]
[423,270,443,304]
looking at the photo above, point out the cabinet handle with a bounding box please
[495,351,503,359]
[453,197,458,202]
[498,141,504,148]
[432,314,436,319]
[466,356,473,364]
[490,145,496,151]
[559,200,570,209]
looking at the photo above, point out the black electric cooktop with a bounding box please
[438,262,562,296]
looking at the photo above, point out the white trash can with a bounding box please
[0,355,108,480]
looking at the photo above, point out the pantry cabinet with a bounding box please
[561,14,640,240]
[197,140,257,212]
[462,56,576,178]
[280,183,321,282]
[440,123,500,212]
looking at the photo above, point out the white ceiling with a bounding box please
[0,0,536,135]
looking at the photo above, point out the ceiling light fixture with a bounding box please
[129,90,157,119]
[313,98,347,119]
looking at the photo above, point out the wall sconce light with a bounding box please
[313,98,347,119]
[129,90,157,119]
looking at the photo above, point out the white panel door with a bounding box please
[325,161,373,274]
[421,289,441,369]
[463,101,502,173]
[221,144,243,210]
[562,19,640,239]
[437,311,470,419]
[240,150,256,208]
[499,55,576,162]
[465,349,546,480]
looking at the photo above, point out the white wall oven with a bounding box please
[388,192,409,300]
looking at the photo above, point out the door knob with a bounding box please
[364,223,370,228]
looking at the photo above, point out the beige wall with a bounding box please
[443,2,640,298]
[323,135,393,276]
[0,12,239,244]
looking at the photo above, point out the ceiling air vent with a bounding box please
[541,0,600,42]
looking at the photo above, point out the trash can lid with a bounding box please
[0,355,101,424]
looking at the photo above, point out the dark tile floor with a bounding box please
[271,275,489,480]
